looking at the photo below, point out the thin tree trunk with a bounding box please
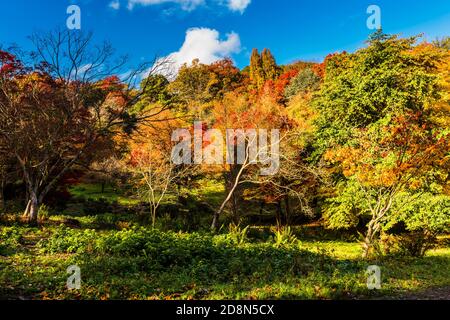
[212,165,244,232]
[284,195,291,226]
[363,224,375,259]
[0,177,5,212]
[212,170,243,232]
[212,137,255,232]
[259,201,265,224]
[28,191,39,225]
[23,200,31,218]
[151,206,157,228]
[363,211,384,258]
[211,211,220,232]
[361,188,396,258]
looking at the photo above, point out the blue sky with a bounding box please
[0,0,449,70]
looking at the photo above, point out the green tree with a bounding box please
[315,32,450,257]
[284,68,321,99]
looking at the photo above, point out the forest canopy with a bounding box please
[1,30,449,262]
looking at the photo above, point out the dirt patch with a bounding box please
[397,286,450,300]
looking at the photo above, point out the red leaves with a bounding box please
[0,50,22,76]
[331,109,450,189]
[313,51,349,79]
[99,75,122,90]
[312,62,326,79]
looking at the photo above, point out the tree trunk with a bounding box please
[211,211,220,232]
[276,200,283,227]
[362,234,373,259]
[23,200,31,218]
[212,168,237,232]
[259,201,265,224]
[0,177,5,212]
[212,152,250,232]
[226,166,240,224]
[232,193,239,224]
[362,197,393,258]
[363,217,381,258]
[151,207,157,228]
[27,191,39,225]
[284,195,291,226]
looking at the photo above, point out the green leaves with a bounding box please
[389,193,450,234]
[284,68,321,99]
[323,179,368,230]
[314,34,444,143]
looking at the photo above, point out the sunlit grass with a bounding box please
[69,183,140,206]
[1,221,449,300]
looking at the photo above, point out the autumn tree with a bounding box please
[127,111,193,227]
[249,48,279,90]
[169,59,212,118]
[0,30,172,224]
[209,86,316,230]
[168,58,244,121]
[433,36,450,50]
[261,49,279,81]
[315,31,450,257]
[325,113,450,257]
[284,68,321,100]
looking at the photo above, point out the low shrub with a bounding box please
[37,226,320,282]
[381,231,439,258]
[0,226,24,255]
[226,223,249,245]
[37,226,98,254]
[271,226,299,248]
[383,193,450,257]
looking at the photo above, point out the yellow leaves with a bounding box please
[409,179,423,191]
[15,72,49,91]
[286,92,318,135]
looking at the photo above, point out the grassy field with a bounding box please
[69,184,142,206]
[1,218,449,300]
[1,184,449,300]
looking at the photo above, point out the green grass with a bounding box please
[69,180,226,207]
[1,217,449,300]
[188,178,226,207]
[301,241,363,260]
[69,183,140,206]
[1,181,449,300]
[1,184,448,300]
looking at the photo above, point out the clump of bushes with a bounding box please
[383,194,450,257]
[37,226,321,281]
[0,226,24,255]
[37,226,98,254]
[396,231,438,257]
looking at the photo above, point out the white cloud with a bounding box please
[127,0,204,11]
[168,28,241,71]
[227,0,251,13]
[149,28,240,79]
[109,0,121,10]
[111,0,251,13]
